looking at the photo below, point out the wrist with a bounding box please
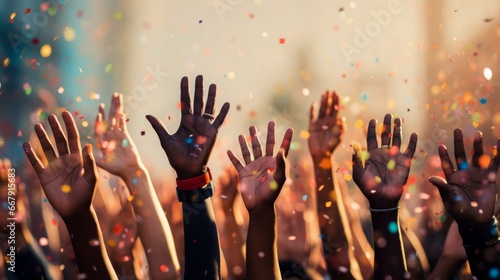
[459,216,500,248]
[248,205,275,216]
[62,208,95,229]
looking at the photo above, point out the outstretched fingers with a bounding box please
[367,119,378,151]
[352,143,365,180]
[392,118,402,149]
[437,145,455,177]
[238,134,252,164]
[34,124,56,161]
[212,102,230,130]
[381,114,392,147]
[265,121,276,156]
[472,131,484,168]
[279,128,294,157]
[488,138,500,173]
[62,111,81,155]
[48,114,69,156]
[193,75,204,115]
[250,126,263,159]
[403,133,418,159]
[204,84,216,118]
[23,143,45,175]
[180,76,192,116]
[227,150,244,172]
[454,129,467,170]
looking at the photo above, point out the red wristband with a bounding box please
[176,168,212,191]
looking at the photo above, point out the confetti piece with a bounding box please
[82,121,88,128]
[258,252,265,258]
[387,159,395,170]
[470,201,478,208]
[299,131,310,139]
[160,265,169,273]
[141,131,145,136]
[40,44,52,58]
[64,27,76,41]
[198,19,203,23]
[105,64,112,73]
[61,184,71,193]
[227,71,236,79]
[25,8,31,14]
[39,237,49,246]
[302,195,308,201]
[288,236,296,241]
[302,88,310,96]
[3,58,10,67]
[279,38,286,44]
[388,221,398,234]
[484,67,493,80]
[58,86,64,94]
[121,139,129,147]
[325,201,332,207]
[269,180,277,190]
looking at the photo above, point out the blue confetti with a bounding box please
[458,161,469,170]
[388,221,398,234]
[121,139,129,147]
[132,178,138,185]
[489,268,499,279]
[185,137,194,144]
[361,92,369,102]
[480,98,487,104]
[302,195,308,201]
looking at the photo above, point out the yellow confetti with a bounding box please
[387,159,395,170]
[318,158,331,169]
[325,201,332,208]
[10,13,16,20]
[63,27,76,41]
[227,71,236,79]
[107,239,116,247]
[82,121,88,128]
[269,180,278,190]
[61,184,71,193]
[114,12,123,20]
[299,131,310,139]
[355,119,364,128]
[3,58,10,67]
[343,173,352,181]
[40,44,52,58]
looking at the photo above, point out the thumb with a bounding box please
[428,176,451,201]
[352,143,365,182]
[145,115,171,140]
[82,145,97,184]
[274,149,286,187]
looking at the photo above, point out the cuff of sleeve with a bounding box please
[176,168,212,190]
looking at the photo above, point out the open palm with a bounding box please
[429,130,500,225]
[94,94,142,177]
[308,91,344,159]
[147,75,230,179]
[353,114,417,209]
[228,122,293,212]
[24,112,97,219]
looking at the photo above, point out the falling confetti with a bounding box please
[484,67,493,80]
[279,38,286,44]
[61,184,71,193]
[40,44,52,58]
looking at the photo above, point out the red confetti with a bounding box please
[32,38,39,45]
[25,8,31,14]
[160,265,169,273]
[279,38,286,44]
[52,218,57,225]
[113,224,123,235]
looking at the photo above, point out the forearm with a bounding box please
[371,210,406,280]
[247,207,281,280]
[182,199,220,280]
[313,158,353,276]
[63,209,117,280]
[122,170,180,279]
[460,218,500,279]
[221,209,246,279]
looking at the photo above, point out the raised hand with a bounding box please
[308,91,344,160]
[227,121,293,212]
[352,114,417,209]
[94,93,143,177]
[24,112,97,218]
[147,75,230,179]
[429,130,500,226]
